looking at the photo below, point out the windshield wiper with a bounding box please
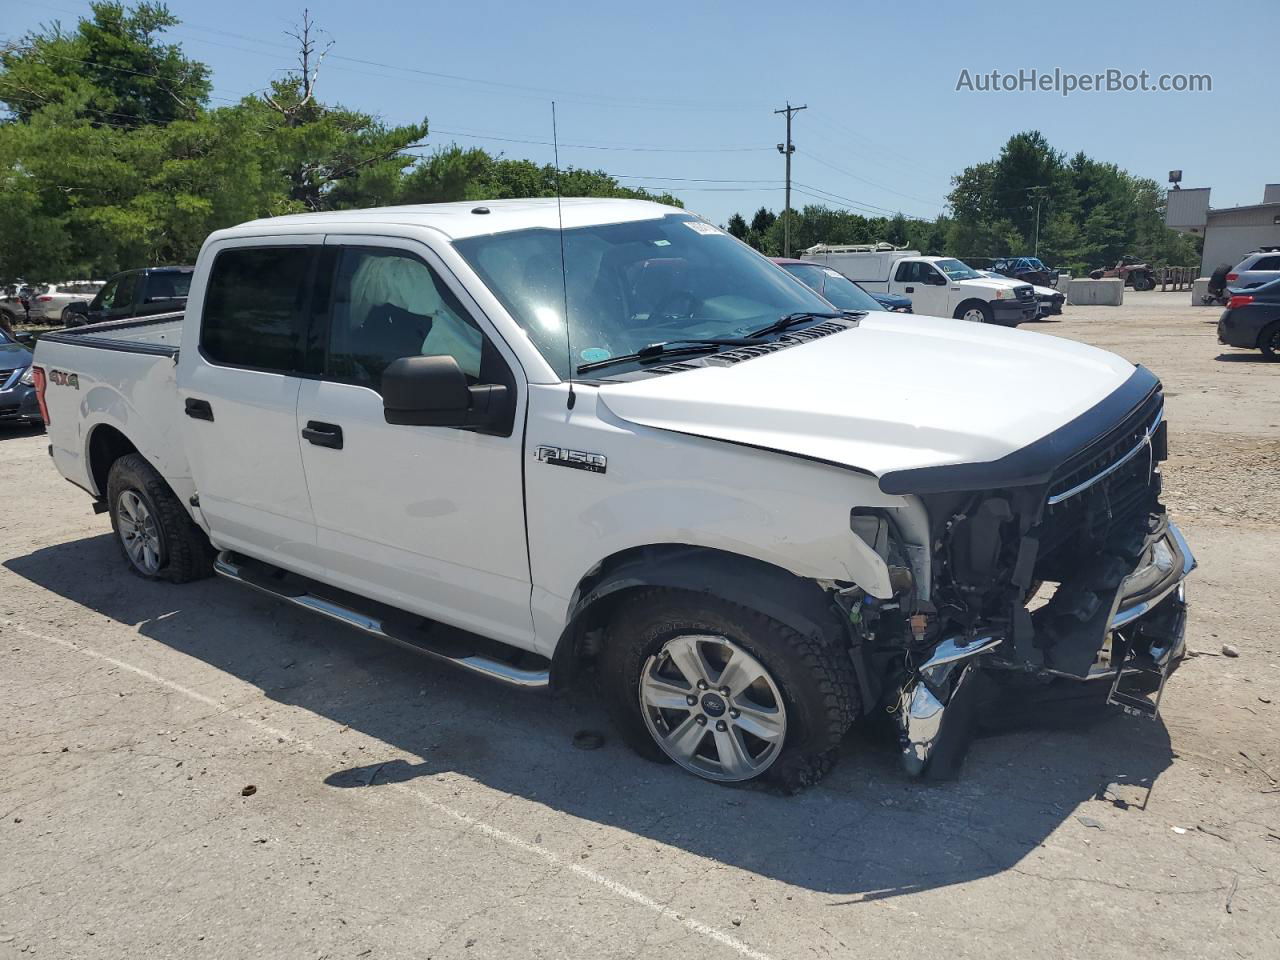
[575,337,754,374]
[745,311,844,339]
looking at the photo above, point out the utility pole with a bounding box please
[1026,186,1049,257]
[775,102,806,257]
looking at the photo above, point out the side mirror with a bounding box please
[925,272,946,285]
[382,354,510,431]
[67,301,89,316]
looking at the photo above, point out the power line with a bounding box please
[797,148,945,211]
[426,128,774,154]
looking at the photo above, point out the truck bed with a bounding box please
[43,311,185,355]
[35,311,191,503]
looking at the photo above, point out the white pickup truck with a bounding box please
[33,199,1194,788]
[804,244,1038,326]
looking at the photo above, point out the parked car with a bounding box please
[770,258,889,313]
[1090,256,1156,291]
[0,284,32,329]
[34,199,1194,788]
[63,266,193,326]
[972,256,1060,289]
[805,245,1037,325]
[24,281,105,324]
[1217,277,1280,359]
[975,270,1063,317]
[0,324,42,427]
[866,289,912,312]
[1223,248,1280,291]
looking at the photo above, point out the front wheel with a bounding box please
[955,301,993,324]
[107,453,213,582]
[600,590,858,791]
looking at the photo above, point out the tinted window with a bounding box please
[201,247,314,372]
[144,272,192,302]
[107,273,139,314]
[894,261,918,282]
[326,248,485,391]
[1252,256,1280,271]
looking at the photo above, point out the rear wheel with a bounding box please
[1260,320,1280,361]
[107,453,213,582]
[600,590,858,791]
[955,300,993,324]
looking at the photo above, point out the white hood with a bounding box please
[596,313,1135,480]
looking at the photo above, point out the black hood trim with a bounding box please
[878,365,1161,495]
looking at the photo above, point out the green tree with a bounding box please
[0,2,210,125]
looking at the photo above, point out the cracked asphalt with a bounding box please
[1,290,1277,959]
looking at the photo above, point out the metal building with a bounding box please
[1166,182,1280,275]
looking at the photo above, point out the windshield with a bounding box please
[454,214,835,377]
[780,263,881,312]
[934,258,982,281]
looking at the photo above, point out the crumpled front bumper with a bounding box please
[900,520,1196,776]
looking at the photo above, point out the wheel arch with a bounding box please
[551,543,871,705]
[86,423,139,498]
[953,297,990,320]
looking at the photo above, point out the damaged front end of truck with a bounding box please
[841,368,1195,777]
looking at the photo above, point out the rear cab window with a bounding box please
[200,247,315,373]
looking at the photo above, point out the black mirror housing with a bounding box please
[382,354,510,431]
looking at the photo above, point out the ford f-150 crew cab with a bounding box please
[804,244,1038,326]
[33,199,1194,789]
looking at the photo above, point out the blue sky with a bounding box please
[6,0,1276,225]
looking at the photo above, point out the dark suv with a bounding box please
[63,266,193,327]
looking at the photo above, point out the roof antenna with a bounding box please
[551,100,575,411]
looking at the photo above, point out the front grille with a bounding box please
[1035,390,1164,566]
[1047,390,1163,505]
[1015,286,1034,302]
[0,403,21,419]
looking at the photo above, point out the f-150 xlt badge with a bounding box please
[535,445,607,474]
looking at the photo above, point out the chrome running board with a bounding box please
[213,552,550,689]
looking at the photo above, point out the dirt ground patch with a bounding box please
[1,291,1277,960]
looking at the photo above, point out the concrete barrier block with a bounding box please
[1067,278,1124,306]
[1191,278,1212,305]
[1055,273,1071,293]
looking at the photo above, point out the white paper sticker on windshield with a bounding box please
[683,221,722,236]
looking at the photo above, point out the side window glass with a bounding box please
[94,278,119,310]
[200,247,314,372]
[327,248,485,391]
[894,261,915,283]
[108,273,139,314]
[1256,256,1280,271]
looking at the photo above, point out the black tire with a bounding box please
[599,589,859,792]
[954,300,993,324]
[106,453,213,583]
[1260,321,1280,361]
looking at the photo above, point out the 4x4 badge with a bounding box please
[535,445,606,474]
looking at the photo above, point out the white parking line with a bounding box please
[9,621,778,960]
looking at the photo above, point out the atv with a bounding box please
[1090,256,1156,291]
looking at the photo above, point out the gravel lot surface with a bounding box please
[1,290,1277,959]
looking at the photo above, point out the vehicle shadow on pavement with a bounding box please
[1214,353,1274,363]
[6,534,1175,900]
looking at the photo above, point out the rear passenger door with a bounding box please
[294,236,534,649]
[178,237,324,573]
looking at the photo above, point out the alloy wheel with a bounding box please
[638,634,787,781]
[116,490,163,574]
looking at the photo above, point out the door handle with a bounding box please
[184,398,214,421]
[904,286,915,293]
[302,421,343,449]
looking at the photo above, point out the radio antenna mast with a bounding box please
[551,101,575,410]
